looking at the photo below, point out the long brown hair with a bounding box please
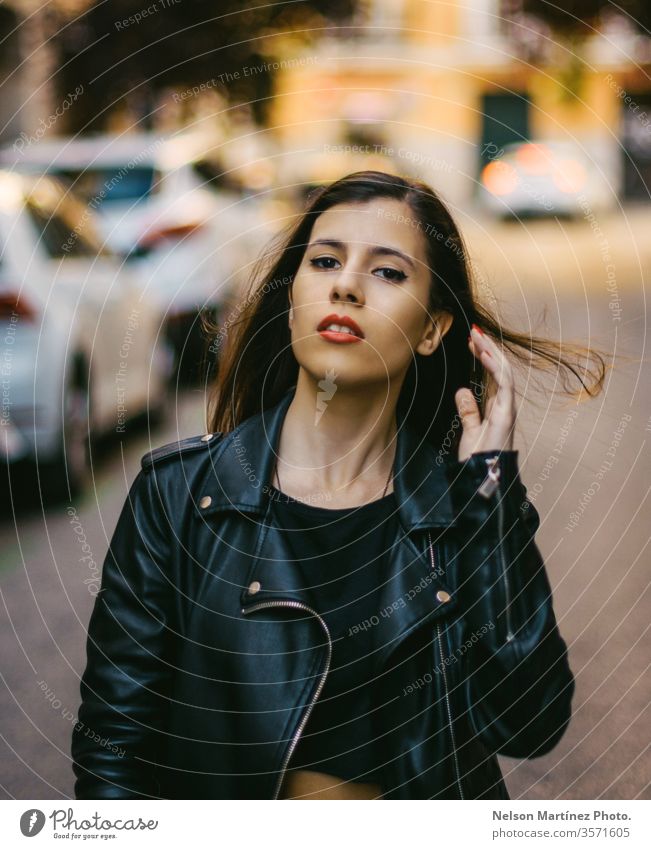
[204,170,607,455]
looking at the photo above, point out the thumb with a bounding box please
[455,388,482,432]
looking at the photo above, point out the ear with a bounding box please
[415,311,453,356]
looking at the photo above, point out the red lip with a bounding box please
[316,313,365,339]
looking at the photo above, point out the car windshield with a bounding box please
[56,166,157,205]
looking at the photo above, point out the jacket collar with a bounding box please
[198,385,457,531]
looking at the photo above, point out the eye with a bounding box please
[309,255,340,269]
[308,255,407,282]
[374,266,407,282]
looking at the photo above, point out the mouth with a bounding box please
[316,313,364,344]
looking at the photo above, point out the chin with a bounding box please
[292,339,403,386]
[299,360,394,392]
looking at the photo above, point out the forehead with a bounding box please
[309,199,428,264]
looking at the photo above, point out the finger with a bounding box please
[455,388,482,432]
[469,326,514,406]
[467,334,502,406]
[470,325,509,372]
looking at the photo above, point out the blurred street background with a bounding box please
[0,0,649,800]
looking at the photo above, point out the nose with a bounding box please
[330,262,365,304]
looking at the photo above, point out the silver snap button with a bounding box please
[248,581,261,595]
[199,495,212,508]
[201,434,213,442]
[436,590,451,603]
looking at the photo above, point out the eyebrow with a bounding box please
[309,238,416,271]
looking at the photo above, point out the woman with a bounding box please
[72,171,605,800]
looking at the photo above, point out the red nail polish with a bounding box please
[471,323,484,336]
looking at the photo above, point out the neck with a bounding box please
[275,368,402,499]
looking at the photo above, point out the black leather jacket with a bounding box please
[72,386,574,799]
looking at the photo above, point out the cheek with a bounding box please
[376,294,428,349]
[290,274,325,314]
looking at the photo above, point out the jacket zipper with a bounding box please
[478,456,514,642]
[241,599,332,799]
[427,532,464,800]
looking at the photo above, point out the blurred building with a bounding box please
[0,0,65,147]
[270,0,651,206]
[2,0,649,205]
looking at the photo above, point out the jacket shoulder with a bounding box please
[140,432,224,472]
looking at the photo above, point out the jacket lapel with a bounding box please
[196,384,458,530]
[197,385,460,669]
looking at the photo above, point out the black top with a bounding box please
[267,483,400,788]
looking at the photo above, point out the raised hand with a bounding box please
[454,324,516,463]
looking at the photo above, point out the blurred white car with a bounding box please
[479,141,599,218]
[1,131,257,381]
[0,171,173,501]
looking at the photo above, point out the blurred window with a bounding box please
[25,197,96,258]
[55,166,157,205]
[191,159,240,192]
[479,92,531,170]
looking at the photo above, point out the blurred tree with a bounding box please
[508,2,651,101]
[53,0,359,132]
[521,1,651,36]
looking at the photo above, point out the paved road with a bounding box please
[0,208,649,800]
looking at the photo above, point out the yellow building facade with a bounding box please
[270,0,650,205]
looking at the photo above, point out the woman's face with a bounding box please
[288,198,453,389]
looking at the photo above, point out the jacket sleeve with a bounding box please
[71,467,173,798]
[444,449,575,759]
